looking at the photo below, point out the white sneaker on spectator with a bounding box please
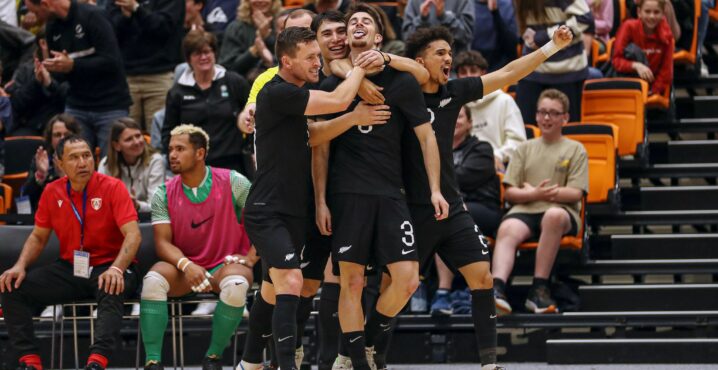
[332,354,353,369]
[40,305,63,321]
[131,303,140,316]
[191,302,217,316]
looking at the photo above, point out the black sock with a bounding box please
[493,278,507,292]
[242,292,274,364]
[343,331,369,370]
[365,306,395,368]
[273,294,300,370]
[338,331,349,356]
[295,295,314,349]
[318,283,340,369]
[532,277,550,289]
[471,289,497,366]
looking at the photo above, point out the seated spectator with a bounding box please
[513,0,594,124]
[219,0,282,77]
[163,30,251,175]
[6,29,68,137]
[471,0,519,71]
[402,0,475,52]
[25,0,132,157]
[98,118,165,213]
[453,105,502,238]
[584,0,613,54]
[456,50,525,171]
[491,89,588,315]
[22,113,81,211]
[612,0,674,96]
[0,135,140,370]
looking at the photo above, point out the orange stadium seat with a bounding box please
[525,124,541,139]
[581,78,648,157]
[2,136,44,205]
[591,38,615,68]
[562,123,619,204]
[0,183,12,214]
[283,0,304,8]
[645,86,672,110]
[673,0,702,65]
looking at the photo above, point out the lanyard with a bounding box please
[66,181,88,250]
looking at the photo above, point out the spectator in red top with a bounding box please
[0,135,141,370]
[611,0,674,96]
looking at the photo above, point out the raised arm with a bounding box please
[353,50,430,85]
[304,66,366,116]
[481,25,574,95]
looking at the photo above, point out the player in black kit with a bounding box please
[370,26,573,370]
[242,26,368,370]
[312,4,449,370]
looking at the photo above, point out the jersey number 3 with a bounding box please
[401,221,415,247]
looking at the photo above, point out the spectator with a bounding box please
[98,118,165,213]
[453,105,502,238]
[513,0,594,124]
[471,0,519,71]
[612,0,674,96]
[185,0,206,33]
[0,135,141,370]
[219,0,281,77]
[375,4,406,55]
[402,0,475,52]
[492,89,588,315]
[304,0,350,14]
[21,113,81,211]
[162,30,250,175]
[456,50,525,171]
[26,0,132,156]
[586,0,613,44]
[108,0,185,131]
[6,29,68,136]
[201,0,238,45]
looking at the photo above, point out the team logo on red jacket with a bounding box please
[91,198,102,211]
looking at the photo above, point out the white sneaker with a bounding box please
[191,302,217,316]
[131,303,140,316]
[236,360,262,370]
[295,345,304,368]
[365,346,377,370]
[40,305,63,321]
[332,354,353,369]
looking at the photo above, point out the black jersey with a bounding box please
[402,77,484,206]
[320,67,431,199]
[246,74,311,216]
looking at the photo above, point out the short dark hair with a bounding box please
[454,50,489,72]
[345,3,384,38]
[56,135,92,159]
[405,26,453,59]
[44,113,82,156]
[285,8,316,28]
[275,27,317,68]
[182,29,217,63]
[311,10,345,33]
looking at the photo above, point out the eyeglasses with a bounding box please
[536,110,565,119]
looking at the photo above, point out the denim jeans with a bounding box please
[65,107,128,158]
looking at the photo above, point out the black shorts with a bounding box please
[301,222,332,281]
[244,211,307,282]
[504,211,578,240]
[411,203,490,273]
[330,194,418,268]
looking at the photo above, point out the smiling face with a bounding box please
[418,39,453,86]
[189,44,215,74]
[347,11,382,51]
[285,40,323,83]
[317,20,348,61]
[638,0,664,33]
[536,97,569,139]
[58,140,95,184]
[112,127,145,163]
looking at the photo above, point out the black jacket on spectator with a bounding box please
[7,62,68,135]
[453,135,501,208]
[162,66,250,173]
[107,0,185,76]
[21,158,61,211]
[46,0,131,111]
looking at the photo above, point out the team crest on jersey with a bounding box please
[91,198,102,211]
[439,97,452,108]
[75,24,85,39]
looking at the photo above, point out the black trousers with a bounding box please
[0,260,138,359]
[516,79,584,124]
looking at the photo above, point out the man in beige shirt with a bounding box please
[492,89,588,315]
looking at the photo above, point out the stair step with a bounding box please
[579,284,718,311]
[610,234,718,259]
[547,338,718,364]
[619,163,718,180]
[621,186,718,211]
[573,259,718,275]
[693,96,718,119]
[648,118,718,134]
[589,209,718,226]
[650,140,718,164]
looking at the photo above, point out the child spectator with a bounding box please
[612,0,674,96]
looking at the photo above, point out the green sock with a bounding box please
[206,301,245,358]
[140,299,168,363]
